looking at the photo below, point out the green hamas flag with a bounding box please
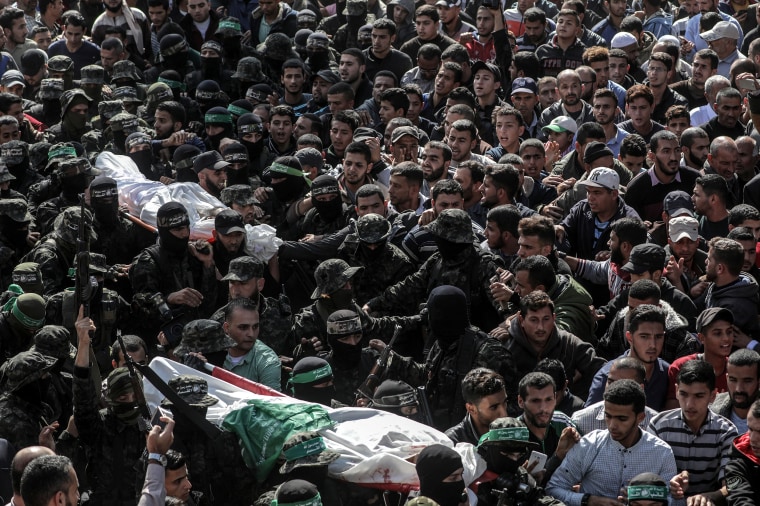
[222,399,334,483]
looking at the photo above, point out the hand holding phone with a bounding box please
[526,450,547,475]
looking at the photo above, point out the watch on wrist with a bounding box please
[148,453,167,467]
[581,493,591,506]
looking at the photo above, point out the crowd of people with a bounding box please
[1,0,760,503]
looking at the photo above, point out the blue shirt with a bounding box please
[585,350,670,411]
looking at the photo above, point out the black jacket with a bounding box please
[726,433,760,506]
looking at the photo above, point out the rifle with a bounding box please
[415,386,434,427]
[356,324,401,401]
[118,332,153,432]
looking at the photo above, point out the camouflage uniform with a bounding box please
[366,209,503,330]
[23,206,96,296]
[211,257,294,357]
[91,100,124,134]
[332,0,376,53]
[3,141,42,196]
[0,293,46,366]
[27,142,77,216]
[0,351,56,449]
[28,78,65,127]
[221,185,264,224]
[30,325,76,428]
[156,375,257,506]
[36,157,98,237]
[73,366,146,506]
[336,213,416,306]
[0,198,35,289]
[47,88,95,143]
[80,64,110,118]
[103,112,141,155]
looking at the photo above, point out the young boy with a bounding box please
[486,105,525,161]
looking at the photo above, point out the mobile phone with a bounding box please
[738,78,758,91]
[527,450,547,474]
[151,406,173,429]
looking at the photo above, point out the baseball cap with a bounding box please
[668,216,699,242]
[20,49,47,76]
[578,167,620,190]
[391,126,421,144]
[582,142,614,165]
[471,60,501,83]
[511,77,537,95]
[663,190,694,217]
[611,32,639,48]
[193,150,230,173]
[435,0,462,5]
[214,208,245,235]
[701,21,740,41]
[315,69,340,84]
[1,70,25,88]
[541,116,577,134]
[696,307,734,332]
[621,243,666,274]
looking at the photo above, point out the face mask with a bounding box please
[128,150,154,177]
[8,158,29,179]
[328,335,362,369]
[207,130,227,151]
[241,138,264,164]
[200,56,222,77]
[271,177,305,203]
[63,113,87,133]
[61,173,89,200]
[483,446,526,474]
[158,227,189,256]
[434,236,470,261]
[360,242,385,260]
[91,195,119,224]
[163,53,186,70]
[15,377,50,405]
[113,131,128,152]
[295,383,335,406]
[428,481,466,506]
[226,166,250,186]
[313,194,343,221]
[328,287,353,309]
[288,465,329,487]
[111,401,141,424]
[2,217,28,247]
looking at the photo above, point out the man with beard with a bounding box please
[72,307,147,506]
[210,210,246,303]
[47,88,93,144]
[221,185,260,225]
[296,175,351,241]
[700,87,745,142]
[193,151,228,200]
[130,202,218,346]
[338,48,373,108]
[211,256,294,358]
[693,174,730,240]
[454,160,486,227]
[420,141,452,198]
[267,105,297,157]
[279,59,311,116]
[237,113,275,180]
[680,127,710,172]
[255,155,310,240]
[307,69,338,115]
[671,49,718,110]
[366,209,501,331]
[481,205,521,265]
[712,349,760,434]
[514,7,550,52]
[625,130,701,223]
[536,70,594,141]
[364,18,413,82]
[547,379,678,502]
[445,368,508,445]
[480,164,535,218]
[0,198,35,286]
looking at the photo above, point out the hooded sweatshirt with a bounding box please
[697,273,760,338]
[725,433,760,506]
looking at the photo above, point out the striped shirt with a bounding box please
[546,429,679,506]
[571,401,658,436]
[648,409,738,495]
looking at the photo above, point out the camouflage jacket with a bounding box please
[0,312,33,367]
[36,194,79,237]
[22,237,75,296]
[0,393,54,449]
[367,246,503,329]
[93,215,156,266]
[211,292,294,356]
[72,366,146,506]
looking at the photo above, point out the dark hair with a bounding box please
[730,204,760,226]
[415,4,439,22]
[576,122,605,145]
[485,164,520,200]
[620,14,644,33]
[618,134,647,160]
[593,87,617,105]
[282,59,306,74]
[694,48,719,69]
[441,43,470,64]
[750,398,760,420]
[457,160,485,183]
[341,47,365,65]
[418,43,442,61]
[519,139,545,156]
[700,11,722,31]
[523,6,546,23]
[62,11,86,27]
[104,24,127,37]
[519,371,556,398]
[626,84,655,106]
[20,455,74,506]
[519,290,555,316]
[0,7,24,29]
[696,174,729,206]
[611,357,647,384]
[649,52,673,72]
[372,17,396,35]
[327,82,355,100]
[297,133,323,150]
[727,226,755,243]
[148,0,171,9]
[728,348,760,370]
[450,118,477,141]
[627,304,666,335]
[518,215,555,247]
[356,183,385,202]
[609,48,628,60]
[557,8,581,24]
[462,368,506,405]
[344,141,372,164]
[717,87,742,103]
[224,297,259,321]
[426,140,452,162]
[629,279,661,302]
[447,87,476,109]
[708,237,744,276]
[603,378,646,414]
[514,255,556,291]
[30,25,50,36]
[156,101,186,126]
[677,359,716,391]
[441,61,463,84]
[534,358,568,392]
[165,449,187,471]
[447,103,476,122]
[333,110,359,131]
[271,104,296,123]
[487,205,521,238]
[665,105,690,125]
[403,83,424,102]
[109,334,147,363]
[0,91,21,113]
[514,51,543,79]
[680,127,708,150]
[494,105,525,128]
[101,36,124,53]
[431,178,463,200]
[390,161,424,186]
[375,70,398,86]
[380,88,410,116]
[299,113,322,135]
[612,217,647,247]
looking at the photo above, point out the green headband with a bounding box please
[158,77,187,91]
[271,494,322,506]
[1,285,22,312]
[628,486,668,502]
[290,363,333,384]
[11,298,44,328]
[48,146,76,160]
[228,105,249,117]
[269,162,305,178]
[205,113,233,124]
[478,427,530,446]
[219,20,241,31]
[283,437,327,461]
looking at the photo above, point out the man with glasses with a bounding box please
[647,53,688,125]
[401,43,442,95]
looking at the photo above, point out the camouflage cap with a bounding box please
[30,142,51,171]
[46,142,77,169]
[12,262,43,293]
[112,86,143,103]
[112,60,141,81]
[425,209,474,244]
[38,78,65,100]
[110,112,139,133]
[0,351,56,392]
[221,184,256,207]
[31,325,76,360]
[231,57,265,82]
[259,33,298,61]
[87,252,108,275]
[221,256,265,282]
[478,417,540,449]
[356,213,390,244]
[80,64,105,85]
[0,198,31,223]
[146,82,173,103]
[1,140,28,166]
[0,163,16,183]
[48,55,74,73]
[343,0,367,15]
[164,374,219,408]
[60,88,93,112]
[311,259,363,299]
[56,206,97,244]
[98,100,124,121]
[406,498,441,506]
[279,431,341,474]
[173,319,235,358]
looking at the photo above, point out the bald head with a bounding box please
[12,446,55,498]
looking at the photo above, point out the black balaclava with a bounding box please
[1,215,28,248]
[105,367,141,424]
[416,444,466,506]
[481,444,528,474]
[325,309,362,370]
[158,70,186,101]
[126,132,154,178]
[290,356,335,406]
[59,161,89,201]
[2,141,30,183]
[196,80,223,115]
[371,380,418,418]
[160,34,188,72]
[434,235,471,261]
[310,175,343,222]
[173,145,202,183]
[223,141,250,186]
[294,29,313,60]
[90,176,119,225]
[237,113,266,167]
[200,41,224,79]
[15,376,51,405]
[267,157,307,203]
[427,285,469,346]
[306,33,331,72]
[204,106,234,151]
[62,96,90,135]
[156,202,190,256]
